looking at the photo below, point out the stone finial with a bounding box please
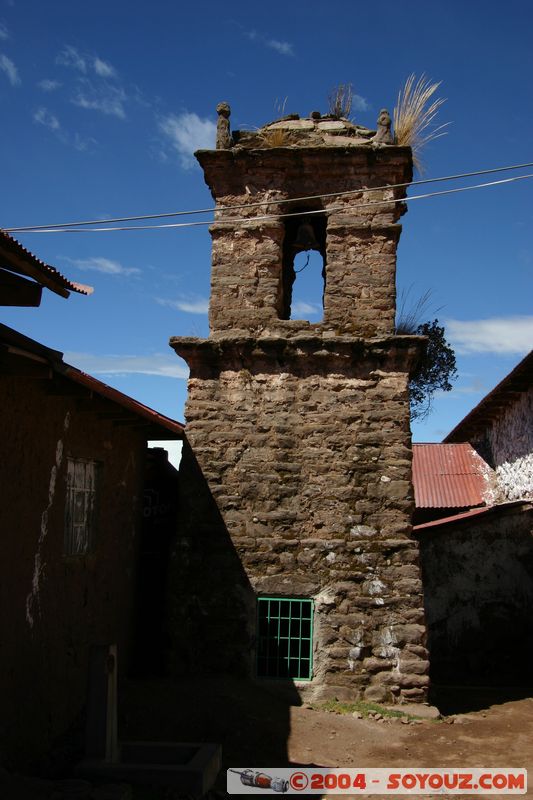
[216,102,232,149]
[373,108,394,145]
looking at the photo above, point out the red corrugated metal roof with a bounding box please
[412,443,492,509]
[0,230,93,297]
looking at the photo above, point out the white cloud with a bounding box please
[0,22,9,40]
[66,257,140,276]
[159,112,216,168]
[446,315,533,355]
[56,45,86,73]
[57,46,118,80]
[64,352,188,379]
[33,109,95,151]
[433,381,486,400]
[352,94,369,112]
[33,107,60,131]
[71,132,96,152]
[93,56,116,78]
[72,82,127,118]
[291,300,321,316]
[244,28,295,56]
[158,296,209,314]
[38,78,61,91]
[0,53,19,85]
[266,39,294,57]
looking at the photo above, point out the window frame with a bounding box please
[64,457,100,556]
[256,596,314,681]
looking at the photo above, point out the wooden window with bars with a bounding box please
[64,458,99,555]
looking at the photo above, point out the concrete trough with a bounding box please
[76,740,221,796]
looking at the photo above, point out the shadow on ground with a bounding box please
[121,674,314,797]
[430,682,533,715]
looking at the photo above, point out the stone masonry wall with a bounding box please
[171,335,428,703]
[170,136,428,703]
[197,147,411,338]
[418,505,533,684]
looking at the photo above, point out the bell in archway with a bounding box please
[293,219,320,251]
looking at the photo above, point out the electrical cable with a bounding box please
[10,172,533,234]
[4,160,533,233]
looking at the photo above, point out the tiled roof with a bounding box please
[412,443,493,509]
[0,230,93,298]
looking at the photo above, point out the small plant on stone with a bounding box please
[273,96,289,117]
[328,83,354,119]
[258,127,292,147]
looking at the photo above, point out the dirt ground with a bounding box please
[4,679,532,798]
[121,678,533,799]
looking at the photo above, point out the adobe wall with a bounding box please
[485,388,533,500]
[0,374,145,766]
[171,335,429,703]
[417,505,533,685]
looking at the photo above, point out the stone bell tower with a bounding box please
[170,105,429,704]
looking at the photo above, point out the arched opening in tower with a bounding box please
[290,251,325,321]
[281,212,326,323]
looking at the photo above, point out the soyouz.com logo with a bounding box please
[227,768,527,794]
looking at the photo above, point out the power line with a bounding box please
[9,172,533,234]
[4,160,533,233]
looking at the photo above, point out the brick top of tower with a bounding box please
[191,102,413,339]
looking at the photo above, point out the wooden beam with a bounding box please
[0,248,70,298]
[0,352,52,378]
[46,380,89,398]
[112,419,148,429]
[0,270,43,307]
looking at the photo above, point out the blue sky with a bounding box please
[1,0,532,443]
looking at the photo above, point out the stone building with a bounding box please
[413,351,533,686]
[170,107,429,704]
[416,502,533,686]
[445,349,533,501]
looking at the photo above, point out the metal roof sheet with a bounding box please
[412,443,492,509]
[0,230,93,298]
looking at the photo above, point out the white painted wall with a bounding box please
[488,387,533,500]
